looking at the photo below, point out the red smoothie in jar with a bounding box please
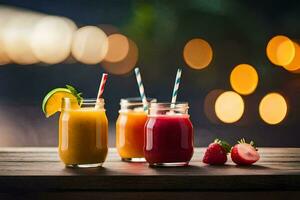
[144,103,194,166]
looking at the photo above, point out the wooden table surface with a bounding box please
[0,147,300,199]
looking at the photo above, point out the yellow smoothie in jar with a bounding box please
[116,110,147,159]
[116,97,156,162]
[59,98,108,167]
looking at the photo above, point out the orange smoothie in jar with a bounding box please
[59,98,108,167]
[116,98,155,162]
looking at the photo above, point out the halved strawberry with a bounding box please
[203,139,231,165]
[231,138,260,165]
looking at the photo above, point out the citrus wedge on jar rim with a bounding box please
[42,85,82,117]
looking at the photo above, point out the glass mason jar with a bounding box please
[144,102,194,167]
[116,97,156,162]
[59,98,108,168]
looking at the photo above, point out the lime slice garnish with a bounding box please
[42,88,77,117]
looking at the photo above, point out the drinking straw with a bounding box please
[171,68,182,108]
[96,73,108,101]
[134,67,148,111]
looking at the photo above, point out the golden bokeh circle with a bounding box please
[266,35,295,66]
[230,64,258,95]
[259,93,287,125]
[215,91,245,123]
[282,42,300,72]
[183,38,213,70]
[102,38,138,75]
[104,34,129,63]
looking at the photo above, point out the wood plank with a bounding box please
[1,147,300,153]
[0,148,299,192]
[0,147,300,161]
[1,191,300,200]
[0,175,300,191]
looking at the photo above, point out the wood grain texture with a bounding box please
[0,148,299,192]
[1,191,300,200]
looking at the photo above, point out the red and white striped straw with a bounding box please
[96,73,108,100]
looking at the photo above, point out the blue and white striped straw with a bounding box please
[171,68,182,108]
[134,67,148,111]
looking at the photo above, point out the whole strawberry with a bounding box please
[231,138,260,165]
[203,139,231,165]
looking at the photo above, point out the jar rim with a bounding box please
[149,102,189,110]
[62,98,104,104]
[120,97,156,105]
[149,102,188,106]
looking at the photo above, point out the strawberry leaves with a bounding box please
[238,138,258,151]
[214,139,231,153]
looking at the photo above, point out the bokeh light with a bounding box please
[102,38,138,75]
[230,64,258,95]
[215,91,245,123]
[2,11,42,65]
[282,42,300,72]
[204,89,225,123]
[259,93,287,125]
[183,38,213,70]
[72,26,108,64]
[0,7,17,65]
[104,34,129,63]
[0,54,10,65]
[266,35,295,66]
[31,16,77,64]
[266,35,300,72]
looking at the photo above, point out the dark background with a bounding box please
[0,0,299,147]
